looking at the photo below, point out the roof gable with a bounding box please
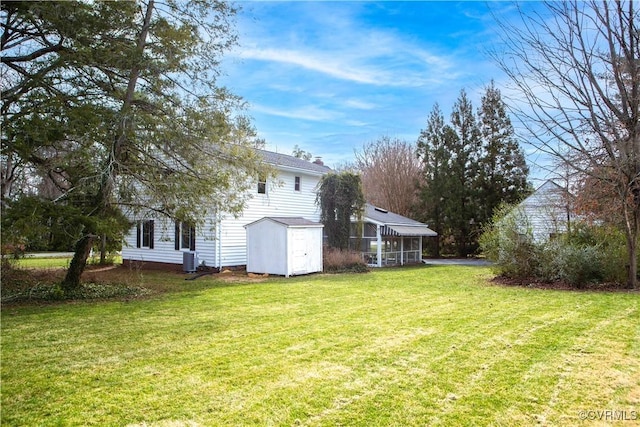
[520,180,572,207]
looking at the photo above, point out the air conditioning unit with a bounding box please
[183,251,196,273]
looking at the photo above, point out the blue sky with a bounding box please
[220,1,548,183]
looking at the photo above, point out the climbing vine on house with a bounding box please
[316,172,366,250]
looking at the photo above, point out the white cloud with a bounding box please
[345,119,370,127]
[223,2,530,171]
[343,99,377,110]
[250,103,340,122]
[239,47,389,86]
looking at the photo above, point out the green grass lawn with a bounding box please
[1,266,638,426]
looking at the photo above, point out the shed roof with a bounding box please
[245,216,324,228]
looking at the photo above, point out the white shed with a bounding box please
[245,217,324,277]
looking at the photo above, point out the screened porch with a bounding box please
[349,220,436,267]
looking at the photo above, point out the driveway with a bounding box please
[422,258,492,266]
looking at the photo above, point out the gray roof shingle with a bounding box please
[266,217,323,227]
[363,204,437,236]
[257,148,332,174]
[364,203,425,226]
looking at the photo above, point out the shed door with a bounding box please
[291,229,309,275]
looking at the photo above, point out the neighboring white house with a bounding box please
[513,180,574,242]
[350,203,437,267]
[121,149,331,270]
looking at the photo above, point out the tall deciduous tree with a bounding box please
[1,1,268,290]
[492,0,640,288]
[354,135,421,218]
[316,172,365,250]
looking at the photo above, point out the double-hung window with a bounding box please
[175,221,196,251]
[136,220,154,249]
[257,174,267,194]
[294,176,301,192]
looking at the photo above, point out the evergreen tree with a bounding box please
[477,81,530,226]
[1,1,269,290]
[448,89,482,257]
[416,88,529,257]
[416,104,453,257]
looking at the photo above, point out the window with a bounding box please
[294,176,301,191]
[175,221,196,251]
[136,220,154,249]
[257,174,267,194]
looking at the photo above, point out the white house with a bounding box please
[121,149,331,270]
[513,180,574,242]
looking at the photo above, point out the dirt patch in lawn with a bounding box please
[1,264,276,306]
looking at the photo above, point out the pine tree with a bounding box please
[1,1,269,290]
[448,89,483,257]
[416,104,453,257]
[417,88,530,258]
[477,81,530,226]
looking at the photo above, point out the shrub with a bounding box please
[537,239,604,287]
[323,247,369,273]
[568,223,628,284]
[479,203,539,279]
[480,204,627,287]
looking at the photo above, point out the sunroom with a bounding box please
[349,204,437,267]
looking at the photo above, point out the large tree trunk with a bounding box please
[60,1,155,291]
[61,234,95,292]
[100,234,107,265]
[624,207,639,289]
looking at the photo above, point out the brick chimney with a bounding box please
[313,157,324,166]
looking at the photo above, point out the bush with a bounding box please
[567,223,628,284]
[323,247,369,273]
[480,204,627,287]
[479,204,539,279]
[536,239,604,287]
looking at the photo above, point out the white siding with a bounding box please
[246,218,323,276]
[516,181,572,242]
[246,219,288,275]
[122,168,322,267]
[217,169,321,266]
[121,217,219,268]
